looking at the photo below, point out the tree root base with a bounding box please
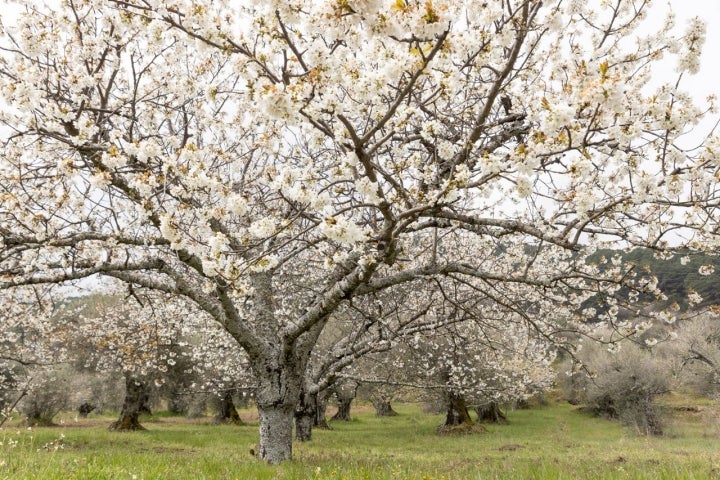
[108,421,146,432]
[436,423,488,435]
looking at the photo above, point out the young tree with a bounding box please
[1,0,718,462]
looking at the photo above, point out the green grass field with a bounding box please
[1,399,719,479]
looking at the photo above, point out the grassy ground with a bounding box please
[1,399,719,479]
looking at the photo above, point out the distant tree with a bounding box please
[663,314,720,397]
[67,289,191,430]
[0,287,76,425]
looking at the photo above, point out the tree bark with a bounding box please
[257,403,294,463]
[443,392,473,426]
[78,402,96,418]
[108,376,149,431]
[314,390,331,429]
[330,381,357,422]
[476,402,508,424]
[437,391,487,434]
[373,399,399,417]
[215,389,243,425]
[295,411,314,441]
[331,397,353,421]
[294,389,317,441]
[251,352,306,464]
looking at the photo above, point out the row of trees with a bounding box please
[5,288,720,442]
[0,283,557,433]
[1,0,719,463]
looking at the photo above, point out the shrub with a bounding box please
[17,366,74,426]
[562,340,669,435]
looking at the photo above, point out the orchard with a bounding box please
[1,0,720,466]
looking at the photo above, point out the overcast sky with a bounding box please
[642,0,720,145]
[660,0,720,100]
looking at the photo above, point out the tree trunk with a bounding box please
[373,399,399,417]
[295,411,314,441]
[257,403,294,463]
[215,389,243,425]
[442,392,474,427]
[294,390,317,441]
[476,402,508,424]
[252,356,305,464]
[314,390,331,429]
[108,376,148,431]
[330,381,357,422]
[331,397,353,421]
[78,402,96,418]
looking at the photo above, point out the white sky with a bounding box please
[659,0,720,100]
[641,0,720,147]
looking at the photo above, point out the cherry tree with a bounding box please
[426,318,556,430]
[59,288,185,429]
[295,280,437,440]
[345,276,558,430]
[183,317,255,424]
[1,0,719,463]
[0,286,76,425]
[68,284,258,428]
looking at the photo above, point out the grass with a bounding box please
[1,399,720,479]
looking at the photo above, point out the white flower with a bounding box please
[355,177,382,204]
[249,254,279,272]
[159,215,180,243]
[516,176,532,198]
[248,218,276,239]
[319,216,367,244]
[226,193,248,216]
[688,290,703,306]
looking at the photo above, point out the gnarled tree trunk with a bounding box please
[476,402,508,424]
[109,376,149,431]
[252,355,306,464]
[331,397,352,421]
[441,391,474,427]
[373,399,399,417]
[295,387,335,441]
[215,389,243,425]
[330,381,358,422]
[294,389,317,441]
